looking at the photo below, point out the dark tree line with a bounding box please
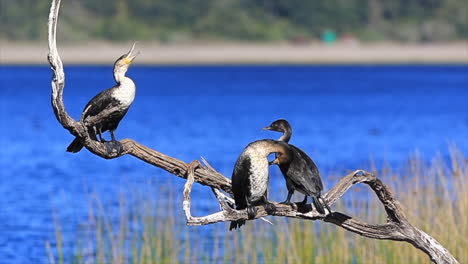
[2,0,467,42]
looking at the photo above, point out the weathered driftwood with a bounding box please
[47,0,458,263]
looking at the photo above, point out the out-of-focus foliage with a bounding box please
[1,0,467,42]
[50,148,468,264]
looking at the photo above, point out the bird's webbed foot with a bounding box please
[264,201,277,215]
[280,191,294,206]
[280,200,297,209]
[104,140,123,155]
[246,206,257,219]
[298,196,308,208]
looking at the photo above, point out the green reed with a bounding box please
[48,147,467,263]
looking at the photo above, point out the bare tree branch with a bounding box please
[47,0,459,263]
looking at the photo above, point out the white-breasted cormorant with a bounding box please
[263,119,329,214]
[66,43,139,153]
[230,139,291,230]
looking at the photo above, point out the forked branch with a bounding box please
[47,0,458,263]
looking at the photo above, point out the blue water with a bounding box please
[0,65,467,263]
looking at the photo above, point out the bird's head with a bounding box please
[262,119,291,133]
[269,146,292,166]
[113,42,140,82]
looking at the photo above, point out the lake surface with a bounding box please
[1,65,467,263]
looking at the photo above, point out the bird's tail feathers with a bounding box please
[229,219,246,231]
[320,197,331,213]
[66,138,84,153]
[312,196,329,215]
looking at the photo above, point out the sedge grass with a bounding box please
[48,148,467,263]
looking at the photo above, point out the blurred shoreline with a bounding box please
[1,41,468,64]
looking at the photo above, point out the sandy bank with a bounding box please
[1,41,467,64]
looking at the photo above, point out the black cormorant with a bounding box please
[263,119,329,214]
[66,43,139,153]
[230,139,291,230]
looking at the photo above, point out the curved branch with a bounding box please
[47,1,458,263]
[48,0,72,128]
[183,170,458,264]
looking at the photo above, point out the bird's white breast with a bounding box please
[244,148,270,201]
[113,77,136,106]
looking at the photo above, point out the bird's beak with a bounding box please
[269,158,280,165]
[124,42,140,64]
[262,126,271,131]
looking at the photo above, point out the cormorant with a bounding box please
[230,139,291,230]
[66,43,139,153]
[263,119,329,214]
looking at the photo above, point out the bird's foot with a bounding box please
[296,200,312,213]
[298,200,308,208]
[104,140,123,155]
[246,206,257,219]
[264,202,277,215]
[280,200,297,209]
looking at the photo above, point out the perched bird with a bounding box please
[230,139,291,230]
[66,43,139,153]
[263,119,329,214]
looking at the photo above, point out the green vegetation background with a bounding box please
[49,148,467,263]
[2,0,467,43]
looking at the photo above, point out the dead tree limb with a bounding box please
[47,0,458,263]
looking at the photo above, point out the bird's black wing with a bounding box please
[287,144,323,195]
[230,155,252,230]
[81,88,119,119]
[231,155,252,210]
